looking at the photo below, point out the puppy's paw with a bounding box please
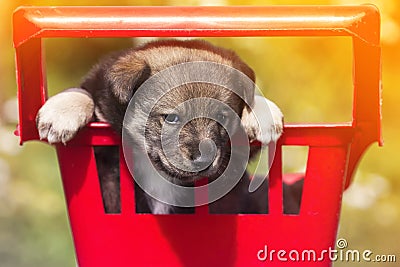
[242,95,283,145]
[36,88,94,144]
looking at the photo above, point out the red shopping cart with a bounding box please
[13,5,382,267]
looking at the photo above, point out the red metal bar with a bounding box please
[13,6,380,47]
[120,147,135,214]
[269,146,283,215]
[14,38,46,143]
[195,178,209,215]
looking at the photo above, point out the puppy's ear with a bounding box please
[106,54,151,104]
[230,61,284,145]
[233,60,256,107]
[241,95,284,145]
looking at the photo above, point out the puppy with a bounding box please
[36,39,289,214]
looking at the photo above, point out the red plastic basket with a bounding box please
[13,6,382,267]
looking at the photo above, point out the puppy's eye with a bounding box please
[164,114,180,124]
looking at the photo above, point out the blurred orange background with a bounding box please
[1,1,399,266]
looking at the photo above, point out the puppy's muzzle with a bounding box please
[191,139,217,171]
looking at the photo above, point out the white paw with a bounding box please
[242,95,283,145]
[36,88,94,144]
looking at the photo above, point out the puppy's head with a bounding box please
[118,40,275,183]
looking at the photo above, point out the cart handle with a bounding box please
[14,6,380,46]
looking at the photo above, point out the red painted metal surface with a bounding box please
[13,5,382,267]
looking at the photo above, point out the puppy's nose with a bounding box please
[193,154,211,166]
[192,139,217,169]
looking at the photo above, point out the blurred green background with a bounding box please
[1,0,399,266]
